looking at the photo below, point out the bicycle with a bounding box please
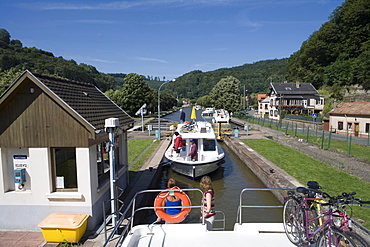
[332,192,370,247]
[283,186,357,246]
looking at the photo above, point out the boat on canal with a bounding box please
[212,109,230,123]
[104,188,295,247]
[201,107,214,117]
[164,121,225,178]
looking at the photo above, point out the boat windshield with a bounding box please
[203,139,216,151]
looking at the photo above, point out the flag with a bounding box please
[191,106,196,119]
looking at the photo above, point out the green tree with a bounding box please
[120,73,155,116]
[0,68,23,95]
[209,76,241,112]
[196,95,212,107]
[0,29,10,48]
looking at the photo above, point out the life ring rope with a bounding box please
[154,188,191,223]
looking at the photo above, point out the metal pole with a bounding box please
[158,81,169,140]
[108,128,117,227]
[141,108,144,132]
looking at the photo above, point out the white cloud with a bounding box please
[135,57,169,63]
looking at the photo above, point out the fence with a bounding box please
[234,113,370,162]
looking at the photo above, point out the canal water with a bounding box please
[152,108,283,230]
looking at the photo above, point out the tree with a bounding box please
[120,73,155,116]
[196,95,212,107]
[0,29,10,48]
[209,76,241,113]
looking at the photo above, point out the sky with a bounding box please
[1,0,343,80]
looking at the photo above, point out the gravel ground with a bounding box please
[250,123,370,183]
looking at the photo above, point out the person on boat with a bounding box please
[180,109,186,123]
[188,139,198,161]
[200,176,216,231]
[156,178,183,223]
[170,131,183,157]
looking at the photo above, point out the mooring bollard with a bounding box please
[234,128,239,138]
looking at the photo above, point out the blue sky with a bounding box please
[1,0,343,80]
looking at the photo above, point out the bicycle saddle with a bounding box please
[296,187,309,194]
[307,181,322,189]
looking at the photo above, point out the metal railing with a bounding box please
[237,188,293,225]
[103,188,207,247]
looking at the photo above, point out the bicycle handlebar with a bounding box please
[291,186,369,207]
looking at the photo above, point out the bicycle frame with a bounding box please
[287,195,338,244]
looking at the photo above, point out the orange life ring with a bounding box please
[154,188,191,223]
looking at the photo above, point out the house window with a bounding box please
[366,123,369,133]
[264,104,268,109]
[338,121,343,130]
[285,87,291,91]
[348,122,353,130]
[270,110,273,116]
[52,148,77,192]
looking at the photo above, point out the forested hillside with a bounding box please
[0,29,115,94]
[166,59,288,100]
[286,0,370,98]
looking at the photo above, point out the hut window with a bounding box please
[338,121,343,130]
[97,142,110,183]
[52,148,77,192]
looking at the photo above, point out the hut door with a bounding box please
[354,123,359,137]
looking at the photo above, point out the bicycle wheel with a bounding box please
[283,197,305,245]
[345,231,370,247]
[317,227,356,247]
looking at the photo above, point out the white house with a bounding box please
[258,82,324,120]
[0,71,134,231]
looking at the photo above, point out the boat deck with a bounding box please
[123,223,295,247]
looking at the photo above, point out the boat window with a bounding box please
[203,139,216,151]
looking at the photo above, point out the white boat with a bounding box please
[201,107,214,117]
[104,188,296,247]
[164,121,225,178]
[212,109,230,123]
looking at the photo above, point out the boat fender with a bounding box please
[154,188,191,223]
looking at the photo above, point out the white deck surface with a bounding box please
[122,223,296,247]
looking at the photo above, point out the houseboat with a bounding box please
[164,121,225,178]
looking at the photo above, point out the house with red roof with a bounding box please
[329,102,370,138]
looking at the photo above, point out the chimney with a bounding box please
[296,80,300,88]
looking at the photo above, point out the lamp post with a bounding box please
[158,79,175,140]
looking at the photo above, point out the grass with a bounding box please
[286,129,370,162]
[128,139,155,163]
[241,139,370,229]
[242,117,370,163]
[127,138,161,181]
[129,140,160,171]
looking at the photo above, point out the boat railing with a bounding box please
[213,211,226,231]
[237,188,293,225]
[103,188,206,247]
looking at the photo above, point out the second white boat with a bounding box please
[164,121,225,178]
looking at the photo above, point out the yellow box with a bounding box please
[38,213,89,243]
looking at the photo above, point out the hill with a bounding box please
[286,0,370,98]
[166,58,288,100]
[0,29,115,95]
